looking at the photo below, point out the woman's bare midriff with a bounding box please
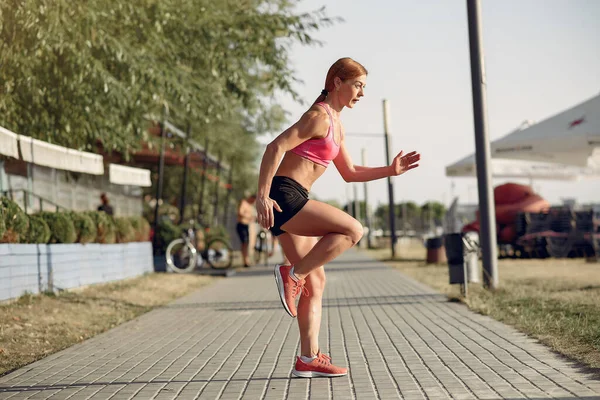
[274,152,327,192]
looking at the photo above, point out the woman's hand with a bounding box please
[256,196,282,229]
[390,150,420,176]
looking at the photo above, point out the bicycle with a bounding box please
[166,220,233,273]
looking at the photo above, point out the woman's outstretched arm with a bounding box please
[333,140,420,183]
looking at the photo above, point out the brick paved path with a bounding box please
[1,250,599,399]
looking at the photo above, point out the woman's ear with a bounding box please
[333,76,342,91]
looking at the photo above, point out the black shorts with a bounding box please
[236,222,250,244]
[269,176,309,237]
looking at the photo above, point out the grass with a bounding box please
[365,240,600,371]
[0,273,214,377]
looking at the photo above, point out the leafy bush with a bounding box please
[156,217,183,253]
[70,212,97,244]
[129,216,151,242]
[0,202,5,240]
[25,215,51,244]
[205,224,230,243]
[39,212,76,244]
[114,217,134,243]
[85,211,116,244]
[0,197,29,243]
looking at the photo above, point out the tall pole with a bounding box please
[222,159,234,227]
[179,122,191,224]
[198,136,209,224]
[467,0,498,289]
[361,148,373,249]
[152,105,168,253]
[383,99,397,258]
[212,151,222,227]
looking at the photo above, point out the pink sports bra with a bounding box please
[290,102,340,167]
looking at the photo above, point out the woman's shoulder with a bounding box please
[298,105,330,131]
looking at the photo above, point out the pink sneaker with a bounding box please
[292,352,348,378]
[274,264,308,317]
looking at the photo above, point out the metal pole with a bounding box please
[361,148,373,249]
[179,122,191,224]
[212,151,222,227]
[152,105,169,253]
[198,137,209,224]
[466,0,498,289]
[383,99,397,258]
[222,159,234,227]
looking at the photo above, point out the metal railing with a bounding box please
[0,189,66,213]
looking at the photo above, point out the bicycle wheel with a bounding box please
[166,238,197,273]
[205,237,233,269]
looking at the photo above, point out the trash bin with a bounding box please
[425,236,447,264]
[444,233,465,284]
[444,232,480,284]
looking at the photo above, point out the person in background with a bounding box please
[236,193,256,268]
[97,193,114,216]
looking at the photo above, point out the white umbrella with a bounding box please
[490,93,600,167]
[445,152,600,181]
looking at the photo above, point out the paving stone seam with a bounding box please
[400,273,596,391]
[396,296,522,398]
[212,309,281,399]
[343,275,387,399]
[351,271,421,399]
[117,305,247,400]
[334,270,426,400]
[416,298,578,398]
[367,275,458,400]
[390,273,555,398]
[323,293,333,400]
[415,282,591,395]
[256,312,297,400]
[179,310,268,399]
[111,308,244,400]
[326,285,355,400]
[0,311,164,388]
[235,311,289,400]
[335,295,358,400]
[74,309,223,400]
[79,309,231,400]
[387,264,594,397]
[0,311,191,400]
[171,308,269,399]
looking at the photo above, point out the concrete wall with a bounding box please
[0,242,153,302]
[2,163,143,216]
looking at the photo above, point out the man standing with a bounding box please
[97,193,114,216]
[236,193,256,268]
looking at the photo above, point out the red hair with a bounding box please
[313,57,368,105]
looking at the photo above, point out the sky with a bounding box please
[259,0,600,209]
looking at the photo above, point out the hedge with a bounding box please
[0,196,152,245]
[0,197,29,243]
[39,212,77,244]
[25,215,51,244]
[70,212,97,244]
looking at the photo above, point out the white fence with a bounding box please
[0,242,153,302]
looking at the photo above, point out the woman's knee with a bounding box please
[346,219,363,246]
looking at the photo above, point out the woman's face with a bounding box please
[337,74,366,108]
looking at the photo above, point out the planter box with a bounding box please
[0,242,153,302]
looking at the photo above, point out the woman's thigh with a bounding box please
[280,200,362,242]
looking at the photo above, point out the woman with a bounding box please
[256,57,420,378]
